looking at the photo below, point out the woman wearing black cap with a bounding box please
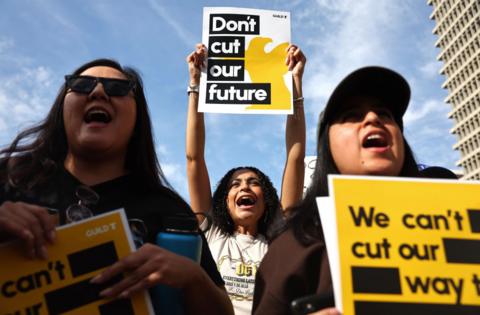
[252,66,420,315]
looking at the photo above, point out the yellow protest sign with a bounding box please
[318,175,480,315]
[0,209,154,315]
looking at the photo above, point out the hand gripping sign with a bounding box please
[0,210,153,315]
[317,175,480,315]
[200,7,293,115]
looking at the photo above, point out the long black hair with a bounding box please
[211,166,280,240]
[284,119,419,246]
[0,58,172,193]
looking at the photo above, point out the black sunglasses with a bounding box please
[65,75,135,97]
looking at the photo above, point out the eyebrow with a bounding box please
[231,177,260,182]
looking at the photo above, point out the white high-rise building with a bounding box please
[428,0,480,180]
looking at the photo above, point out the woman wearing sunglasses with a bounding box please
[0,59,233,314]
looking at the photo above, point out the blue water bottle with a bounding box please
[150,215,202,315]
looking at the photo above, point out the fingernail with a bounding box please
[99,288,112,297]
[119,291,129,299]
[90,274,102,283]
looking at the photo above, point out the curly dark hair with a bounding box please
[211,166,280,240]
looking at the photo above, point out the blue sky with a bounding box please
[0,0,459,200]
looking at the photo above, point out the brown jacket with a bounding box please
[252,227,333,314]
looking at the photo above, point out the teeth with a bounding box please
[367,134,381,140]
[363,133,388,148]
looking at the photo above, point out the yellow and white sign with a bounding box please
[317,175,480,315]
[0,209,154,315]
[200,7,292,114]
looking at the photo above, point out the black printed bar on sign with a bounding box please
[68,241,118,277]
[208,36,245,58]
[467,209,480,233]
[355,301,480,315]
[209,14,260,35]
[99,298,135,315]
[206,83,271,104]
[207,59,245,81]
[44,275,123,314]
[443,238,480,264]
[351,266,401,294]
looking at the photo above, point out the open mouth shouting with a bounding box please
[362,131,390,151]
[84,107,112,125]
[236,195,257,209]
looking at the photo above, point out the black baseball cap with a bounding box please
[318,66,410,135]
[419,166,458,179]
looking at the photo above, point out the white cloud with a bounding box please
[147,0,196,46]
[156,144,169,157]
[403,97,458,169]
[0,37,14,54]
[0,37,31,68]
[0,65,56,145]
[300,1,415,121]
[161,162,189,199]
[404,99,448,125]
[307,125,317,144]
[291,1,458,170]
[406,124,459,169]
[420,60,442,79]
[205,112,224,135]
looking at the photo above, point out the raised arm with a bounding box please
[280,45,306,214]
[186,44,213,223]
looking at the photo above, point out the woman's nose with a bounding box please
[239,181,250,190]
[363,110,381,125]
[88,82,109,101]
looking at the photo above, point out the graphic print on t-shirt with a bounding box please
[218,256,259,301]
[203,222,268,315]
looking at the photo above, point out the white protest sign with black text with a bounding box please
[200,7,292,114]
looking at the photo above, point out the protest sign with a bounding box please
[0,209,154,315]
[200,7,292,114]
[317,175,480,315]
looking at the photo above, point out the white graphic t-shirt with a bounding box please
[202,222,268,315]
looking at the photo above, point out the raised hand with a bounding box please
[286,44,306,79]
[186,43,207,86]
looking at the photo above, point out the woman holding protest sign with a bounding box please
[0,59,233,314]
[186,43,306,314]
[252,66,422,315]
